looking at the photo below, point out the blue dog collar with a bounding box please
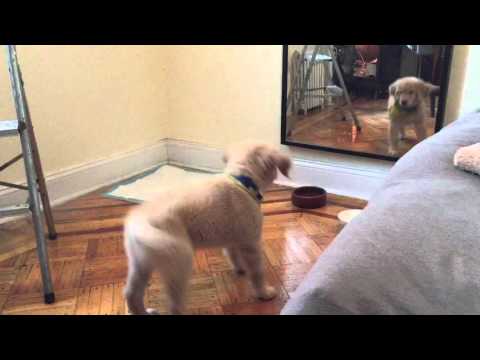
[228,174,263,203]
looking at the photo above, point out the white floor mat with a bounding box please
[105,165,216,203]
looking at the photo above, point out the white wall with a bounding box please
[459,45,480,115]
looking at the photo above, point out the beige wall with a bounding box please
[166,45,283,146]
[444,45,470,124]
[0,45,169,183]
[459,45,480,116]
[0,45,471,187]
[166,45,469,171]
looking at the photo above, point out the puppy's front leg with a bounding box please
[414,122,427,143]
[388,122,401,155]
[239,244,277,301]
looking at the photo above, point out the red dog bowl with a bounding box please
[292,187,327,209]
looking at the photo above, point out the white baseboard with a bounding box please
[166,139,224,173]
[0,140,168,223]
[277,159,387,200]
[165,140,389,200]
[0,137,389,225]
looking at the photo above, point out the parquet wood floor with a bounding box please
[0,185,366,315]
[288,98,436,158]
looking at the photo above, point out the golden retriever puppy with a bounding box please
[123,142,291,315]
[388,77,439,155]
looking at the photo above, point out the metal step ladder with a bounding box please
[287,45,362,132]
[0,45,56,304]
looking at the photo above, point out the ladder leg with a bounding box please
[329,46,362,131]
[7,45,55,304]
[286,51,303,136]
[298,45,321,109]
[290,52,299,116]
[25,110,57,240]
[287,46,309,116]
[6,45,57,240]
[20,129,55,304]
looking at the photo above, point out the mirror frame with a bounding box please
[280,45,455,161]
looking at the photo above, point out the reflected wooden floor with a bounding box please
[0,185,366,315]
[288,99,435,158]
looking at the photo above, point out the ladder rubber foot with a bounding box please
[44,292,55,304]
[48,233,58,240]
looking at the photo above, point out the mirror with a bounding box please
[281,45,453,160]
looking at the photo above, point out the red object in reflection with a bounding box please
[351,124,358,143]
[355,45,380,63]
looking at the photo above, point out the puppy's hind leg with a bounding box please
[224,247,247,276]
[156,239,194,315]
[124,235,153,315]
[238,243,277,301]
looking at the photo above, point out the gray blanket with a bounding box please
[281,113,480,315]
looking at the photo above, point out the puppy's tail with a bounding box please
[124,213,192,257]
[124,214,164,254]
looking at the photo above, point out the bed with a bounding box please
[281,112,480,315]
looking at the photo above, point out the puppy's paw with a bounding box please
[146,308,160,315]
[388,147,399,156]
[256,285,278,301]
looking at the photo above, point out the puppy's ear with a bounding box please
[255,147,292,179]
[428,84,441,96]
[389,83,397,96]
[272,151,292,178]
[420,81,440,98]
